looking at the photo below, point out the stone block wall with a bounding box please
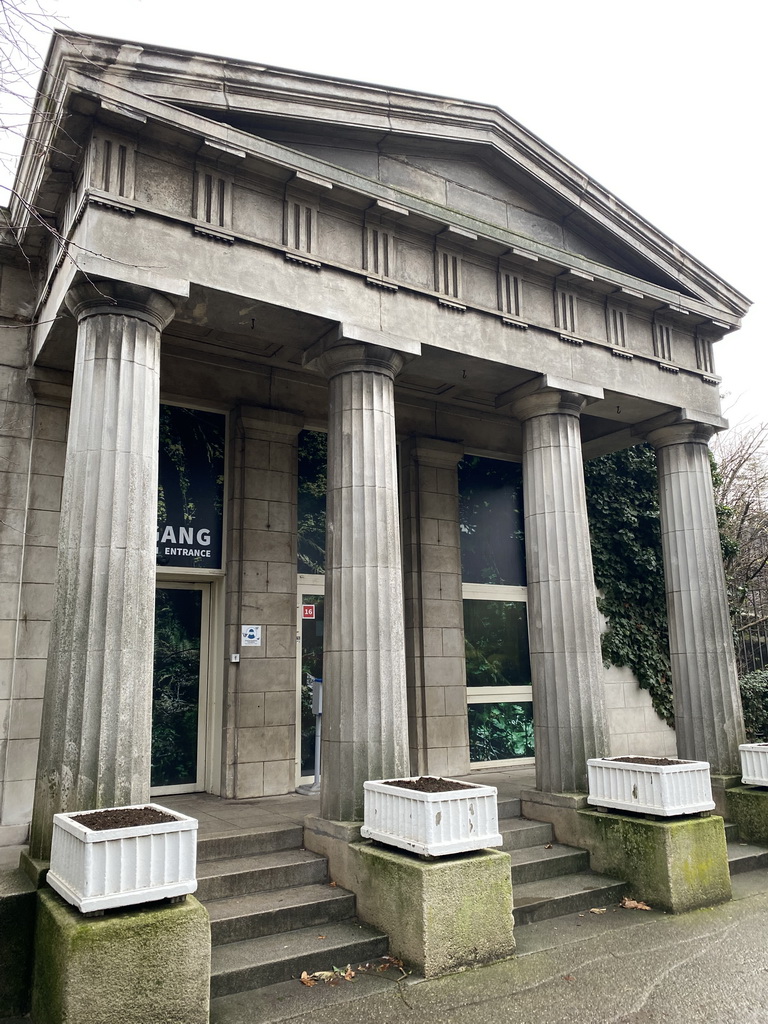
[222,407,302,798]
[0,259,68,845]
[605,663,677,757]
[401,438,470,777]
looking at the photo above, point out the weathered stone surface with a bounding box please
[725,785,768,845]
[306,340,410,822]
[512,382,609,794]
[352,843,514,977]
[0,868,36,1018]
[31,889,210,1024]
[29,282,174,859]
[576,809,731,913]
[648,422,745,775]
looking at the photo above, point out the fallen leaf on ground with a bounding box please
[620,897,651,911]
[300,972,317,987]
[329,881,338,887]
[544,843,553,849]
[589,907,607,914]
[317,935,326,939]
[562,974,576,982]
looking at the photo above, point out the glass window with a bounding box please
[458,456,526,585]
[297,430,327,574]
[468,702,534,762]
[157,405,225,569]
[464,599,531,688]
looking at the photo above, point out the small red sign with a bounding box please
[302,604,316,619]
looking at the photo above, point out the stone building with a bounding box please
[0,31,748,854]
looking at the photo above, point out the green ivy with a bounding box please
[584,445,675,726]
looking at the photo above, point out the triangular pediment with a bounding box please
[15,31,749,320]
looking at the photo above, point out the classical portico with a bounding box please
[0,31,752,856]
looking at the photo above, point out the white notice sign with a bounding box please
[241,625,262,647]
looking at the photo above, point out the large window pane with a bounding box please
[297,430,327,574]
[464,599,531,687]
[459,456,526,586]
[468,702,534,761]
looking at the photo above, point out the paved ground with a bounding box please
[212,870,768,1024]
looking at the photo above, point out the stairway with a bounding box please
[195,797,768,1003]
[196,822,387,998]
[497,795,629,924]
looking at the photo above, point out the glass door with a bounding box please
[151,583,210,794]
[296,575,325,785]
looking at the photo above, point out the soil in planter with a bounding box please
[381,777,479,793]
[608,756,689,766]
[71,807,178,830]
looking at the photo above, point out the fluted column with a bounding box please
[29,281,175,859]
[512,387,608,794]
[309,341,409,821]
[648,422,745,774]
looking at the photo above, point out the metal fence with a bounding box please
[734,585,768,677]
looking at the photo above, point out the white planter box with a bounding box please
[587,757,715,816]
[739,743,768,786]
[360,777,503,856]
[47,803,198,913]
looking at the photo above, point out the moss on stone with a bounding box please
[577,810,731,913]
[352,844,514,978]
[726,786,768,845]
[32,890,210,1024]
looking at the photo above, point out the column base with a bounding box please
[520,788,588,847]
[31,890,210,1024]
[576,810,731,913]
[710,774,742,818]
[725,785,768,845]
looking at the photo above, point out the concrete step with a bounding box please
[496,796,521,819]
[197,825,303,862]
[727,840,768,875]
[499,817,553,851]
[510,842,589,884]
[724,822,739,843]
[206,883,356,946]
[196,849,327,901]
[513,871,629,926]
[210,919,389,997]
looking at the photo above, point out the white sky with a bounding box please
[3,0,764,428]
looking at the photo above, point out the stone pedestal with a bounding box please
[648,422,745,775]
[576,810,731,914]
[306,339,410,822]
[29,282,175,860]
[511,380,609,794]
[31,890,210,1024]
[725,785,768,846]
[356,844,514,977]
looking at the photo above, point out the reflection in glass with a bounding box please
[464,600,531,687]
[468,702,535,761]
[151,588,202,787]
[458,456,526,586]
[297,430,327,574]
[300,595,324,775]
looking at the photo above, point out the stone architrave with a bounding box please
[28,281,175,860]
[306,339,410,822]
[647,421,745,775]
[511,381,609,794]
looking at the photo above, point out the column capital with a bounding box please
[401,436,465,469]
[646,421,717,449]
[306,341,407,381]
[66,280,176,332]
[501,374,603,422]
